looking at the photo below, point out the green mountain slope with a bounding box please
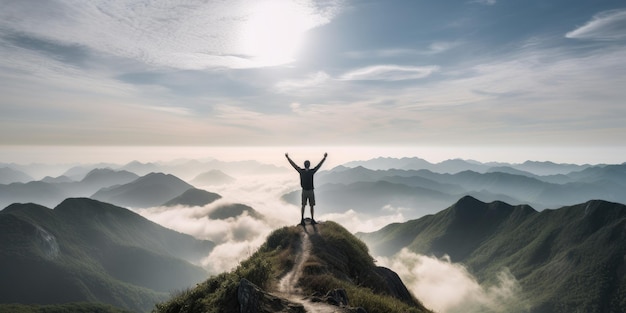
[359,196,626,313]
[155,221,432,313]
[0,198,214,312]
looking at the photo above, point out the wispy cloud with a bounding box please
[469,0,496,6]
[344,41,461,59]
[274,71,331,93]
[0,0,344,70]
[339,65,440,81]
[566,9,626,41]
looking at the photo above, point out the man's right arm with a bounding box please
[285,153,300,171]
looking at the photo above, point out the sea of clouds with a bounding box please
[133,171,526,312]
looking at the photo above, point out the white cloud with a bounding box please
[339,65,439,81]
[377,249,528,313]
[134,174,304,274]
[319,209,406,233]
[566,9,626,41]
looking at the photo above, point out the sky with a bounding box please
[1,0,626,163]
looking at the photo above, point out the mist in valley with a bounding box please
[5,150,622,312]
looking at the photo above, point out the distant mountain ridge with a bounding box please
[295,163,626,219]
[91,172,193,208]
[359,196,626,313]
[0,167,33,184]
[342,157,593,175]
[0,197,214,312]
[190,169,236,186]
[162,188,221,207]
[0,168,141,209]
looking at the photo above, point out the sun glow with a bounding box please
[240,0,328,66]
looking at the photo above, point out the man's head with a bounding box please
[304,160,311,169]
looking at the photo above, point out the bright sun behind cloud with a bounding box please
[240,0,331,66]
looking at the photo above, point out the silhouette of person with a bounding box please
[286,152,327,226]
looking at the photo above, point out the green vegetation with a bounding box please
[154,222,431,313]
[154,227,296,313]
[302,221,427,312]
[0,198,213,312]
[0,302,133,313]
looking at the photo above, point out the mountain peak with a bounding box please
[454,195,485,208]
[155,221,431,313]
[162,188,221,207]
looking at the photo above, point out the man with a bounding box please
[285,152,327,225]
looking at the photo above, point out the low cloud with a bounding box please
[135,174,303,274]
[377,249,528,313]
[319,208,406,233]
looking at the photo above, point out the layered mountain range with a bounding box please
[1,156,625,312]
[282,161,626,220]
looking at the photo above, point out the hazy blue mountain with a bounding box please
[359,196,626,313]
[486,166,574,184]
[341,157,593,175]
[0,167,33,184]
[511,160,592,176]
[40,175,74,183]
[62,163,118,181]
[0,169,143,210]
[0,198,214,312]
[190,169,236,186]
[208,203,263,220]
[436,158,490,173]
[341,156,491,173]
[162,188,221,207]
[91,172,193,208]
[486,166,539,177]
[120,161,160,176]
[78,168,140,193]
[342,156,434,170]
[283,180,456,218]
[317,165,626,213]
[0,181,68,209]
[565,163,626,186]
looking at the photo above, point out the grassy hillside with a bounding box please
[359,196,626,313]
[0,198,214,312]
[155,221,431,313]
[0,302,134,313]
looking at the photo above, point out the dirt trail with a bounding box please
[276,225,343,313]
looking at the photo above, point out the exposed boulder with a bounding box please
[238,279,304,313]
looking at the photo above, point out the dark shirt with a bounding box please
[297,168,317,190]
[287,156,326,190]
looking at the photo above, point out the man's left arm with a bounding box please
[312,153,328,172]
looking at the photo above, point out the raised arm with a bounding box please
[285,153,301,171]
[312,153,328,172]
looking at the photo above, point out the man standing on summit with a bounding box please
[286,152,327,226]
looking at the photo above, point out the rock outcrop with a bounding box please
[238,279,304,313]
